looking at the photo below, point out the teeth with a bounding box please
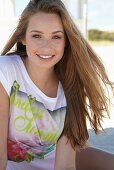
[40,55,52,59]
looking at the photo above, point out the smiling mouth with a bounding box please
[36,54,55,60]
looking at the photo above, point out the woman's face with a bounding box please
[22,11,66,70]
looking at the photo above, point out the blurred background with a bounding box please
[0,0,114,153]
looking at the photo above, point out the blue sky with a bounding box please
[88,0,114,30]
[15,0,114,30]
[15,0,29,16]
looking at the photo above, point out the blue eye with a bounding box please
[32,35,41,38]
[53,36,61,39]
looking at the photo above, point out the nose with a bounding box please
[40,38,52,50]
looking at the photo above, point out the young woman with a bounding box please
[0,0,113,169]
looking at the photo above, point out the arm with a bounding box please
[0,83,9,170]
[54,135,76,170]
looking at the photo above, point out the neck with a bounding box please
[22,57,59,91]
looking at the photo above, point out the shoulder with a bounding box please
[0,54,20,72]
[0,54,19,65]
[0,54,22,94]
[57,82,67,108]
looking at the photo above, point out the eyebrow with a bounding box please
[30,30,64,34]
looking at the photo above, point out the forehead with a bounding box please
[27,12,64,31]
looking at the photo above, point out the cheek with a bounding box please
[58,43,65,55]
[26,40,37,53]
[53,41,65,53]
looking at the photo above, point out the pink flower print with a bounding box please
[7,138,34,163]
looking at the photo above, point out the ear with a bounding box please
[21,38,26,46]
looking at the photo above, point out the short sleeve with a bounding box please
[0,66,10,97]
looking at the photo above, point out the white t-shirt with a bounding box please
[0,55,67,170]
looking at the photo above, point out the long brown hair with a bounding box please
[1,0,114,149]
